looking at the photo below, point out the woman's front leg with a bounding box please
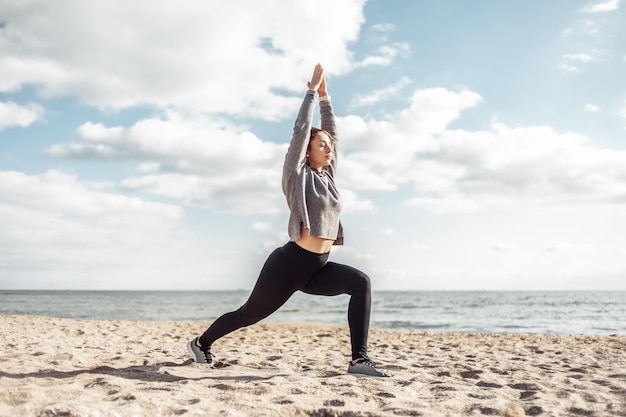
[303,262,372,359]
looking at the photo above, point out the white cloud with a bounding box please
[0,101,44,131]
[559,64,581,73]
[580,0,621,13]
[493,242,517,252]
[429,124,626,211]
[43,86,626,219]
[339,87,484,207]
[559,53,593,73]
[563,53,594,63]
[584,104,601,112]
[544,243,594,253]
[337,88,626,214]
[404,194,481,214]
[350,76,411,107]
[338,188,377,213]
[46,110,380,215]
[48,112,287,213]
[137,162,160,173]
[380,228,394,236]
[371,23,396,33]
[0,170,181,220]
[252,222,272,232]
[581,20,600,34]
[355,43,411,68]
[0,0,366,119]
[562,19,599,36]
[354,21,410,68]
[339,156,398,191]
[0,170,228,288]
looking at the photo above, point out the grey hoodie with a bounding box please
[282,90,344,245]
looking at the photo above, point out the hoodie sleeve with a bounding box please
[319,98,337,177]
[282,90,317,195]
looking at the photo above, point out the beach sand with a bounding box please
[0,315,624,417]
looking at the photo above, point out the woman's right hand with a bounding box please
[307,63,324,92]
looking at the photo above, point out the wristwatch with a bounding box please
[319,95,331,102]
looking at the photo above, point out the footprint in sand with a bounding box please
[525,406,544,416]
[272,397,294,405]
[384,364,408,371]
[519,390,538,400]
[508,383,541,391]
[476,381,503,389]
[323,399,345,406]
[467,404,499,415]
[430,384,457,394]
[568,407,594,416]
[460,370,482,379]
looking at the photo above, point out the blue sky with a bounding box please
[1,0,625,290]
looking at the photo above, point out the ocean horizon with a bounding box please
[1,290,624,336]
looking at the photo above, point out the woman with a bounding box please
[187,63,388,378]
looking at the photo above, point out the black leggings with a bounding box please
[199,241,371,360]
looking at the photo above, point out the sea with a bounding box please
[0,290,624,335]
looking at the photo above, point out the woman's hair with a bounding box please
[308,128,334,148]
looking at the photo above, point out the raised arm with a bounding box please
[318,77,337,175]
[282,64,324,194]
[308,70,337,139]
[282,90,316,188]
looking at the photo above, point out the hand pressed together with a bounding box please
[307,63,328,96]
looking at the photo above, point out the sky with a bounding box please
[1,0,625,291]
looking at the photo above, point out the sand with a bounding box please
[0,315,624,417]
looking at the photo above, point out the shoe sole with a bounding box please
[348,372,389,378]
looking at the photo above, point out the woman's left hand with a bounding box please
[307,75,328,96]
[307,63,326,94]
[318,76,328,97]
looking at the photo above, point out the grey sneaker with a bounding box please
[347,357,390,378]
[187,337,214,365]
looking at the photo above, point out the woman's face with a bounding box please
[307,132,333,170]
